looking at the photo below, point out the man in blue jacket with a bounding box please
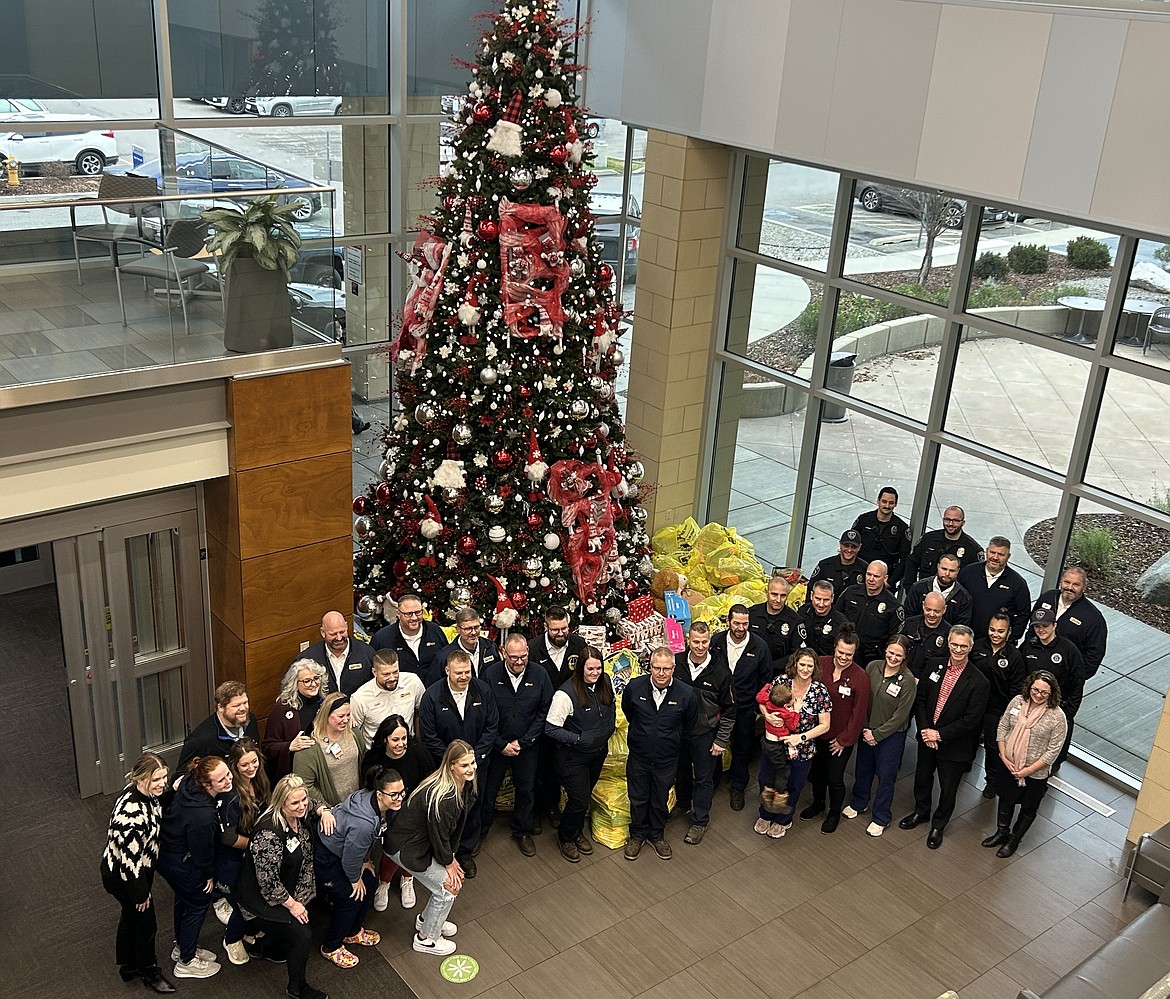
[479,634,553,858]
[430,607,503,686]
[371,594,448,682]
[417,650,499,877]
[622,647,698,861]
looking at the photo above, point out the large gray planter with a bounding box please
[223,256,293,353]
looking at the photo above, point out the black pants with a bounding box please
[912,745,967,830]
[535,735,562,816]
[555,744,605,843]
[457,789,486,862]
[627,754,678,843]
[250,914,312,991]
[808,738,854,817]
[726,707,756,792]
[1055,711,1077,770]
[482,744,540,838]
[676,729,718,826]
[982,712,1010,792]
[999,774,1051,818]
[103,870,159,976]
[314,847,375,952]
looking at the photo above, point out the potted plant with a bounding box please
[203,195,303,352]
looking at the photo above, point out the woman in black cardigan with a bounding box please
[384,739,477,958]
[101,752,174,993]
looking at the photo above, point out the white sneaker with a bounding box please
[223,938,250,965]
[171,945,216,963]
[400,876,416,909]
[412,934,456,957]
[866,821,885,838]
[416,913,458,937]
[173,956,221,979]
[213,898,232,925]
[841,806,859,819]
[373,882,390,912]
[767,822,787,839]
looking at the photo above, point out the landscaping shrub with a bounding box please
[1025,283,1090,306]
[1006,243,1049,275]
[967,283,1023,309]
[793,299,820,340]
[973,252,1009,281]
[1066,236,1112,270]
[1068,526,1117,581]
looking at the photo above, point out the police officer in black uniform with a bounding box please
[1021,607,1086,772]
[1029,567,1108,679]
[969,610,1026,797]
[621,648,698,861]
[805,530,868,607]
[835,560,905,664]
[673,623,735,846]
[749,573,808,664]
[959,536,1031,641]
[798,580,850,657]
[902,506,985,590]
[853,487,911,591]
[901,591,951,680]
[903,554,973,626]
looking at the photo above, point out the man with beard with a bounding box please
[798,580,850,657]
[902,506,985,590]
[349,649,428,742]
[903,554,973,626]
[178,680,259,769]
[371,594,447,683]
[805,530,869,605]
[853,487,911,591]
[959,536,1031,640]
[1029,567,1108,679]
[713,604,771,811]
[302,610,375,696]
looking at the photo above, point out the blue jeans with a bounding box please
[759,754,812,826]
[156,854,212,963]
[313,846,376,952]
[849,731,907,828]
[389,851,457,942]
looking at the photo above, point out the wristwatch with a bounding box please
[800,733,807,743]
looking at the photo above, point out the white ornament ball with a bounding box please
[488,526,507,543]
[543,533,561,551]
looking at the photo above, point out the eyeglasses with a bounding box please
[400,609,423,617]
[649,665,674,674]
[379,789,407,800]
[948,642,972,650]
[298,676,321,685]
[1029,686,1051,695]
[507,654,529,662]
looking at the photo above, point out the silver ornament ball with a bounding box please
[452,422,473,446]
[479,366,499,386]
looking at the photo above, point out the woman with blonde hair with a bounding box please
[383,739,477,957]
[101,752,174,993]
[264,659,327,780]
[293,692,367,806]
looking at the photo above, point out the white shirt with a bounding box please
[547,641,568,673]
[348,673,426,741]
[507,668,525,692]
[326,641,350,689]
[932,578,955,600]
[449,683,468,719]
[984,567,1004,589]
[725,634,748,674]
[651,683,668,708]
[1056,596,1073,619]
[403,630,423,661]
[460,640,481,674]
[547,682,596,728]
[688,654,711,682]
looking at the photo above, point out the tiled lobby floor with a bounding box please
[374,754,1152,999]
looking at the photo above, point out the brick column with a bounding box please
[624,131,729,531]
[204,365,354,709]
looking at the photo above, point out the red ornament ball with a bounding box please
[375,482,392,505]
[392,560,408,578]
[476,219,499,241]
[472,101,492,124]
[509,591,528,611]
[518,384,532,398]
[352,496,367,515]
[597,263,615,286]
[456,534,478,556]
[526,512,543,529]
[492,449,514,469]
[528,491,543,503]
[625,579,641,598]
[549,145,569,164]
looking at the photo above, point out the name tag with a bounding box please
[838,685,851,697]
[286,837,300,853]
[347,663,363,670]
[886,683,901,697]
[326,742,341,757]
[929,671,941,683]
[1010,706,1020,716]
[1070,617,1082,626]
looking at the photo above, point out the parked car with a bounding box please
[289,283,345,340]
[246,95,342,117]
[0,98,51,116]
[206,97,247,115]
[590,191,640,281]
[110,152,323,221]
[0,114,117,175]
[855,181,1008,228]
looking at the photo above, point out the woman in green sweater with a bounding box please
[293,692,367,806]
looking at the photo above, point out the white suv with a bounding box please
[245,95,342,117]
[0,114,118,175]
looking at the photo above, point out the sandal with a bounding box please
[321,946,359,969]
[343,928,381,947]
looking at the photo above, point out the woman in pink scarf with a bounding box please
[982,671,1067,858]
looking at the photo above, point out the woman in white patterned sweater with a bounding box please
[101,752,175,993]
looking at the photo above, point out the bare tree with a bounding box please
[901,189,960,286]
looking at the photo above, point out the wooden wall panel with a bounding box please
[206,533,243,638]
[227,364,350,471]
[210,613,246,685]
[236,451,352,560]
[202,474,239,558]
[240,537,353,643]
[245,623,325,718]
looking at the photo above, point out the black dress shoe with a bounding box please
[981,785,996,799]
[898,811,930,830]
[462,856,477,878]
[799,803,825,821]
[142,970,177,994]
[820,813,840,835]
[515,834,536,857]
[120,967,140,983]
[532,816,543,836]
[927,827,944,849]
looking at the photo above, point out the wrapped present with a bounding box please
[607,637,631,654]
[626,593,654,623]
[618,610,665,650]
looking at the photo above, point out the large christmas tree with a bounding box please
[352,0,651,636]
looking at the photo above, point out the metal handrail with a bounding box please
[0,185,333,213]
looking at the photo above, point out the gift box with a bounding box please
[627,594,654,623]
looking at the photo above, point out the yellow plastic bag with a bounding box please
[727,579,767,606]
[787,581,807,609]
[691,521,733,561]
[651,517,700,556]
[692,592,737,629]
[702,541,765,589]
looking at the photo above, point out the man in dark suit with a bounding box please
[431,606,502,686]
[959,535,1031,640]
[301,610,375,696]
[370,593,448,682]
[899,625,989,849]
[417,649,499,878]
[529,605,588,827]
[713,603,772,811]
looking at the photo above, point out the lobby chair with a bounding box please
[1144,307,1170,356]
[114,218,212,334]
[1123,818,1170,899]
[70,172,163,284]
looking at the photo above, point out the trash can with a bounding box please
[821,351,857,423]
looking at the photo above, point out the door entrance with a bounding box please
[0,489,211,797]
